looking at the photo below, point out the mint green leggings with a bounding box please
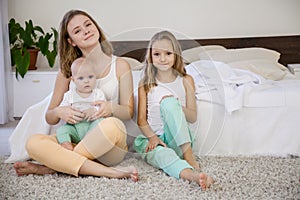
[56,118,103,144]
[133,97,195,179]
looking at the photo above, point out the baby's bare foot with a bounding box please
[13,162,55,176]
[61,142,74,151]
[198,173,214,190]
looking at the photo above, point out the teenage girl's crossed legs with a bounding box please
[14,118,138,182]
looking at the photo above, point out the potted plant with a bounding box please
[8,18,58,79]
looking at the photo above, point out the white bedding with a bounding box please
[186,60,300,156]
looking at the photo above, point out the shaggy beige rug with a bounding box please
[0,154,299,199]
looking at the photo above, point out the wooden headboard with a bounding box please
[111,35,300,66]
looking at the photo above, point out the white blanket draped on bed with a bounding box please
[186,60,288,113]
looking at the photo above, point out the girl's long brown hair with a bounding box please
[59,9,113,78]
[143,31,186,93]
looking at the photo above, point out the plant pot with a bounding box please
[28,48,39,70]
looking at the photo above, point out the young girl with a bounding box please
[133,31,214,190]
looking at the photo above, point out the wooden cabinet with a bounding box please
[13,69,58,117]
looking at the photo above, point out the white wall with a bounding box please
[8,0,299,68]
[8,0,300,41]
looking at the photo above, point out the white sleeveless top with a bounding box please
[60,88,106,111]
[70,56,119,104]
[147,76,186,135]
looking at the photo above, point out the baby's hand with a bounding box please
[61,142,73,151]
[83,107,98,121]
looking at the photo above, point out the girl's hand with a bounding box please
[90,100,113,120]
[55,106,84,124]
[146,135,167,152]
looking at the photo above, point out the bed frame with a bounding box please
[111,35,300,66]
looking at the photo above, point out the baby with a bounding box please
[56,57,106,150]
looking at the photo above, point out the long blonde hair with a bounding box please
[59,9,113,78]
[143,31,186,93]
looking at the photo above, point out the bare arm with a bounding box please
[137,81,155,138]
[113,57,134,120]
[46,71,70,124]
[182,75,197,123]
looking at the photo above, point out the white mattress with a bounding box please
[191,80,300,157]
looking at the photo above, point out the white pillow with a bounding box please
[228,59,287,80]
[198,47,280,63]
[182,45,226,64]
[121,57,144,71]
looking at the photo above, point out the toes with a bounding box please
[199,173,208,190]
[131,174,138,182]
[131,169,139,182]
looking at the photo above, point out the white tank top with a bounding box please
[70,56,119,104]
[147,76,186,135]
[96,56,119,104]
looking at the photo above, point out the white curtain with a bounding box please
[0,0,14,124]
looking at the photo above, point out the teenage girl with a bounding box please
[13,9,138,182]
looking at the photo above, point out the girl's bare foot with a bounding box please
[198,173,214,190]
[180,168,214,190]
[114,166,138,182]
[13,162,56,176]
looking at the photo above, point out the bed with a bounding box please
[5,35,300,163]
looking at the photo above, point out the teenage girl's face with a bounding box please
[67,14,100,50]
[151,39,175,72]
[73,65,97,94]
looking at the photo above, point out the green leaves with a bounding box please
[46,50,57,67]
[8,18,20,46]
[12,48,30,79]
[37,28,58,68]
[37,33,51,55]
[9,18,58,78]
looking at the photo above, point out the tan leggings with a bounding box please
[26,117,128,176]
